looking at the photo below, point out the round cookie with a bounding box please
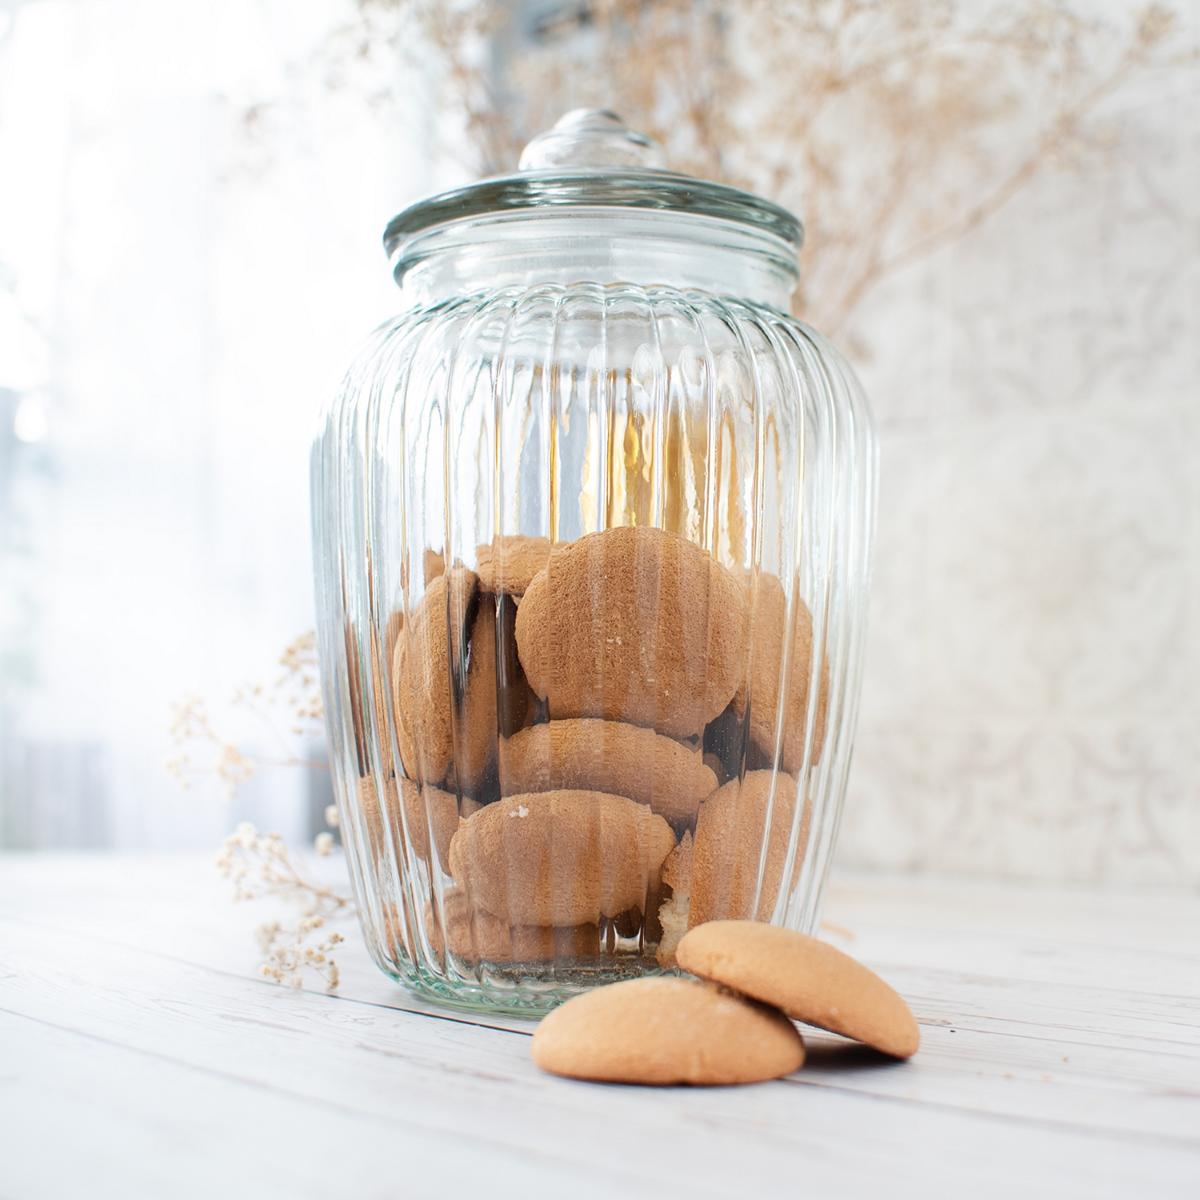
[515,526,749,739]
[675,921,920,1059]
[733,575,830,774]
[688,770,805,928]
[357,775,469,872]
[476,535,550,599]
[498,719,717,825]
[531,976,805,1085]
[448,790,676,927]
[425,889,598,964]
[392,568,478,785]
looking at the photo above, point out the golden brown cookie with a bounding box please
[531,977,805,1085]
[400,548,446,594]
[393,568,478,785]
[383,607,406,657]
[421,548,446,584]
[476,535,550,599]
[498,719,717,826]
[344,608,412,777]
[450,597,539,798]
[688,770,806,928]
[676,921,920,1059]
[733,575,829,774]
[655,830,694,967]
[396,580,536,799]
[448,790,676,927]
[515,526,749,739]
[379,902,412,961]
[425,889,598,964]
[357,775,467,872]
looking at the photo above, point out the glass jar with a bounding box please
[312,110,876,1015]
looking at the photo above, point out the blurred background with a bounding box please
[1,0,1196,886]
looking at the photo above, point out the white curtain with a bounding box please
[0,0,452,847]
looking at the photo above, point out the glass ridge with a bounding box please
[383,168,804,261]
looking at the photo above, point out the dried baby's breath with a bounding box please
[215,820,352,993]
[168,633,326,799]
[366,0,1187,341]
[258,916,346,993]
[173,635,349,993]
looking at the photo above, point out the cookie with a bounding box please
[531,977,805,1085]
[655,830,694,967]
[383,607,406,652]
[344,619,391,774]
[450,596,536,798]
[447,790,676,927]
[734,575,829,774]
[688,770,806,928]
[357,775,468,872]
[423,548,446,584]
[476,535,550,599]
[675,921,920,1059]
[515,526,749,739]
[393,568,478,785]
[498,719,717,825]
[425,889,598,964]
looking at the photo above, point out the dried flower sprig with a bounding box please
[257,915,346,993]
[364,0,1187,342]
[215,821,353,993]
[167,633,326,799]
[216,821,349,912]
[171,633,351,993]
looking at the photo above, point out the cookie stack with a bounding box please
[532,921,920,1086]
[371,524,830,964]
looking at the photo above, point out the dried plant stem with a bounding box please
[831,37,1164,329]
[216,822,352,993]
[363,0,1183,340]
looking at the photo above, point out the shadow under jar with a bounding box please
[312,110,877,1015]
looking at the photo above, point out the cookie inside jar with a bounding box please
[383,525,825,974]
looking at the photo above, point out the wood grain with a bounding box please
[0,856,1197,1199]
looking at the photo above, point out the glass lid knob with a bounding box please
[518,109,667,172]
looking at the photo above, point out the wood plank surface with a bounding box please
[0,855,1197,1199]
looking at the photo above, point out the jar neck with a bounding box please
[393,210,798,310]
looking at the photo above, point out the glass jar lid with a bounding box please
[382,109,803,260]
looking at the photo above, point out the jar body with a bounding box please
[312,280,876,1014]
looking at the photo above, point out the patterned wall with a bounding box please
[841,62,1200,885]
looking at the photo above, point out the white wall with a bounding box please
[845,37,1200,885]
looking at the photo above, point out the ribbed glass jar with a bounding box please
[312,112,876,1015]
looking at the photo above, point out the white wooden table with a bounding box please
[1,855,1197,1199]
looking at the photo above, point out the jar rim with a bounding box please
[382,166,804,262]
